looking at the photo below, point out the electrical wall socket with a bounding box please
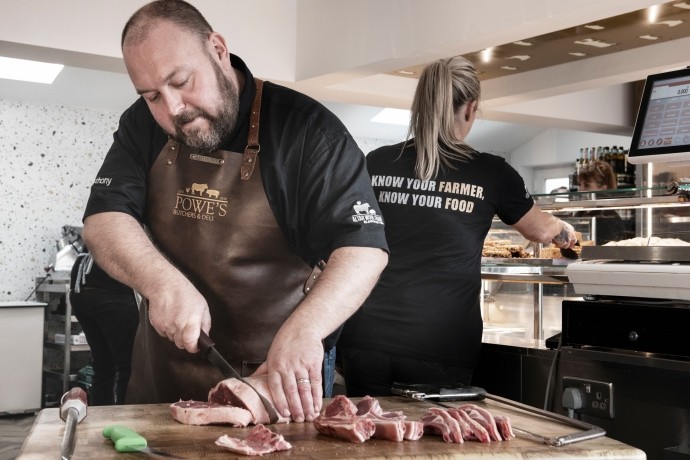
[562,376,614,419]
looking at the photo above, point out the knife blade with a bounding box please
[103,425,184,458]
[59,387,87,460]
[198,331,280,424]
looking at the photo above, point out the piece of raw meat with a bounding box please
[458,404,502,441]
[421,407,464,443]
[215,424,292,456]
[209,376,289,425]
[312,395,377,443]
[403,420,425,441]
[170,400,253,426]
[494,415,515,440]
[356,396,406,442]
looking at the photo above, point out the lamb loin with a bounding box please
[215,424,292,456]
[170,400,253,427]
[209,376,289,425]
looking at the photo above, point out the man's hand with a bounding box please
[146,279,212,353]
[254,331,324,423]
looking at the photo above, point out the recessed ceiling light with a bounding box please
[0,56,64,84]
[397,70,415,75]
[505,55,530,61]
[480,48,493,63]
[639,34,659,40]
[658,19,683,27]
[584,24,605,30]
[500,66,517,71]
[569,52,587,57]
[647,4,660,22]
[513,41,532,46]
[574,38,616,48]
[371,108,410,126]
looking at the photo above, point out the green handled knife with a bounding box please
[103,425,184,458]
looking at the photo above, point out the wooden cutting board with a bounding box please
[17,396,644,459]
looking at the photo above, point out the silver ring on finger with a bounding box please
[296,378,311,385]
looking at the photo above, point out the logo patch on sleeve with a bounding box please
[351,201,383,224]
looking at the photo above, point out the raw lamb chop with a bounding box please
[458,404,502,441]
[422,405,514,443]
[215,424,292,456]
[170,400,254,427]
[355,396,407,442]
[420,407,464,443]
[312,395,376,443]
[494,415,516,440]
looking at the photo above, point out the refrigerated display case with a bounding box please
[480,183,690,346]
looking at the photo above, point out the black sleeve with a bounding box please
[495,161,535,225]
[83,99,166,223]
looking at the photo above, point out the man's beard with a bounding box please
[171,59,239,153]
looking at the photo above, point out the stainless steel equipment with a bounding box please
[47,225,84,274]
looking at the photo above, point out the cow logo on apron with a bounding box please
[172,182,228,221]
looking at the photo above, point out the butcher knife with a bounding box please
[103,425,184,458]
[59,387,88,460]
[198,331,280,423]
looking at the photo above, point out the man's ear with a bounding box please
[208,32,229,63]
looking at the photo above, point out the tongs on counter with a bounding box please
[391,382,606,447]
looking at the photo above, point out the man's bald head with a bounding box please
[121,0,213,50]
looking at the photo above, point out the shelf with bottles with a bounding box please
[569,145,637,192]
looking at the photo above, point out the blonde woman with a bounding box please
[338,56,577,396]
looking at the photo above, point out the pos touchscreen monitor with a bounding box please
[628,66,690,166]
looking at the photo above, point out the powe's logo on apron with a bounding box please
[172,182,228,221]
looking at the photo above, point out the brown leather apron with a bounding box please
[126,80,314,403]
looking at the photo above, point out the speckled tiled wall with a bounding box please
[0,99,120,302]
[0,98,396,302]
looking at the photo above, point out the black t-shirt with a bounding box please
[338,141,534,367]
[83,55,388,265]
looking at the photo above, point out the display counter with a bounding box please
[481,185,690,346]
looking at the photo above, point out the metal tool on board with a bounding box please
[391,382,606,447]
[198,330,280,424]
[59,387,88,460]
[103,425,184,458]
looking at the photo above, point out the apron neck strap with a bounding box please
[241,78,264,181]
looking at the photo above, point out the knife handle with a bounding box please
[198,330,215,355]
[103,425,147,452]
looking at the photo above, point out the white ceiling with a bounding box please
[0,0,681,153]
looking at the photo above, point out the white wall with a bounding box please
[0,99,119,302]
